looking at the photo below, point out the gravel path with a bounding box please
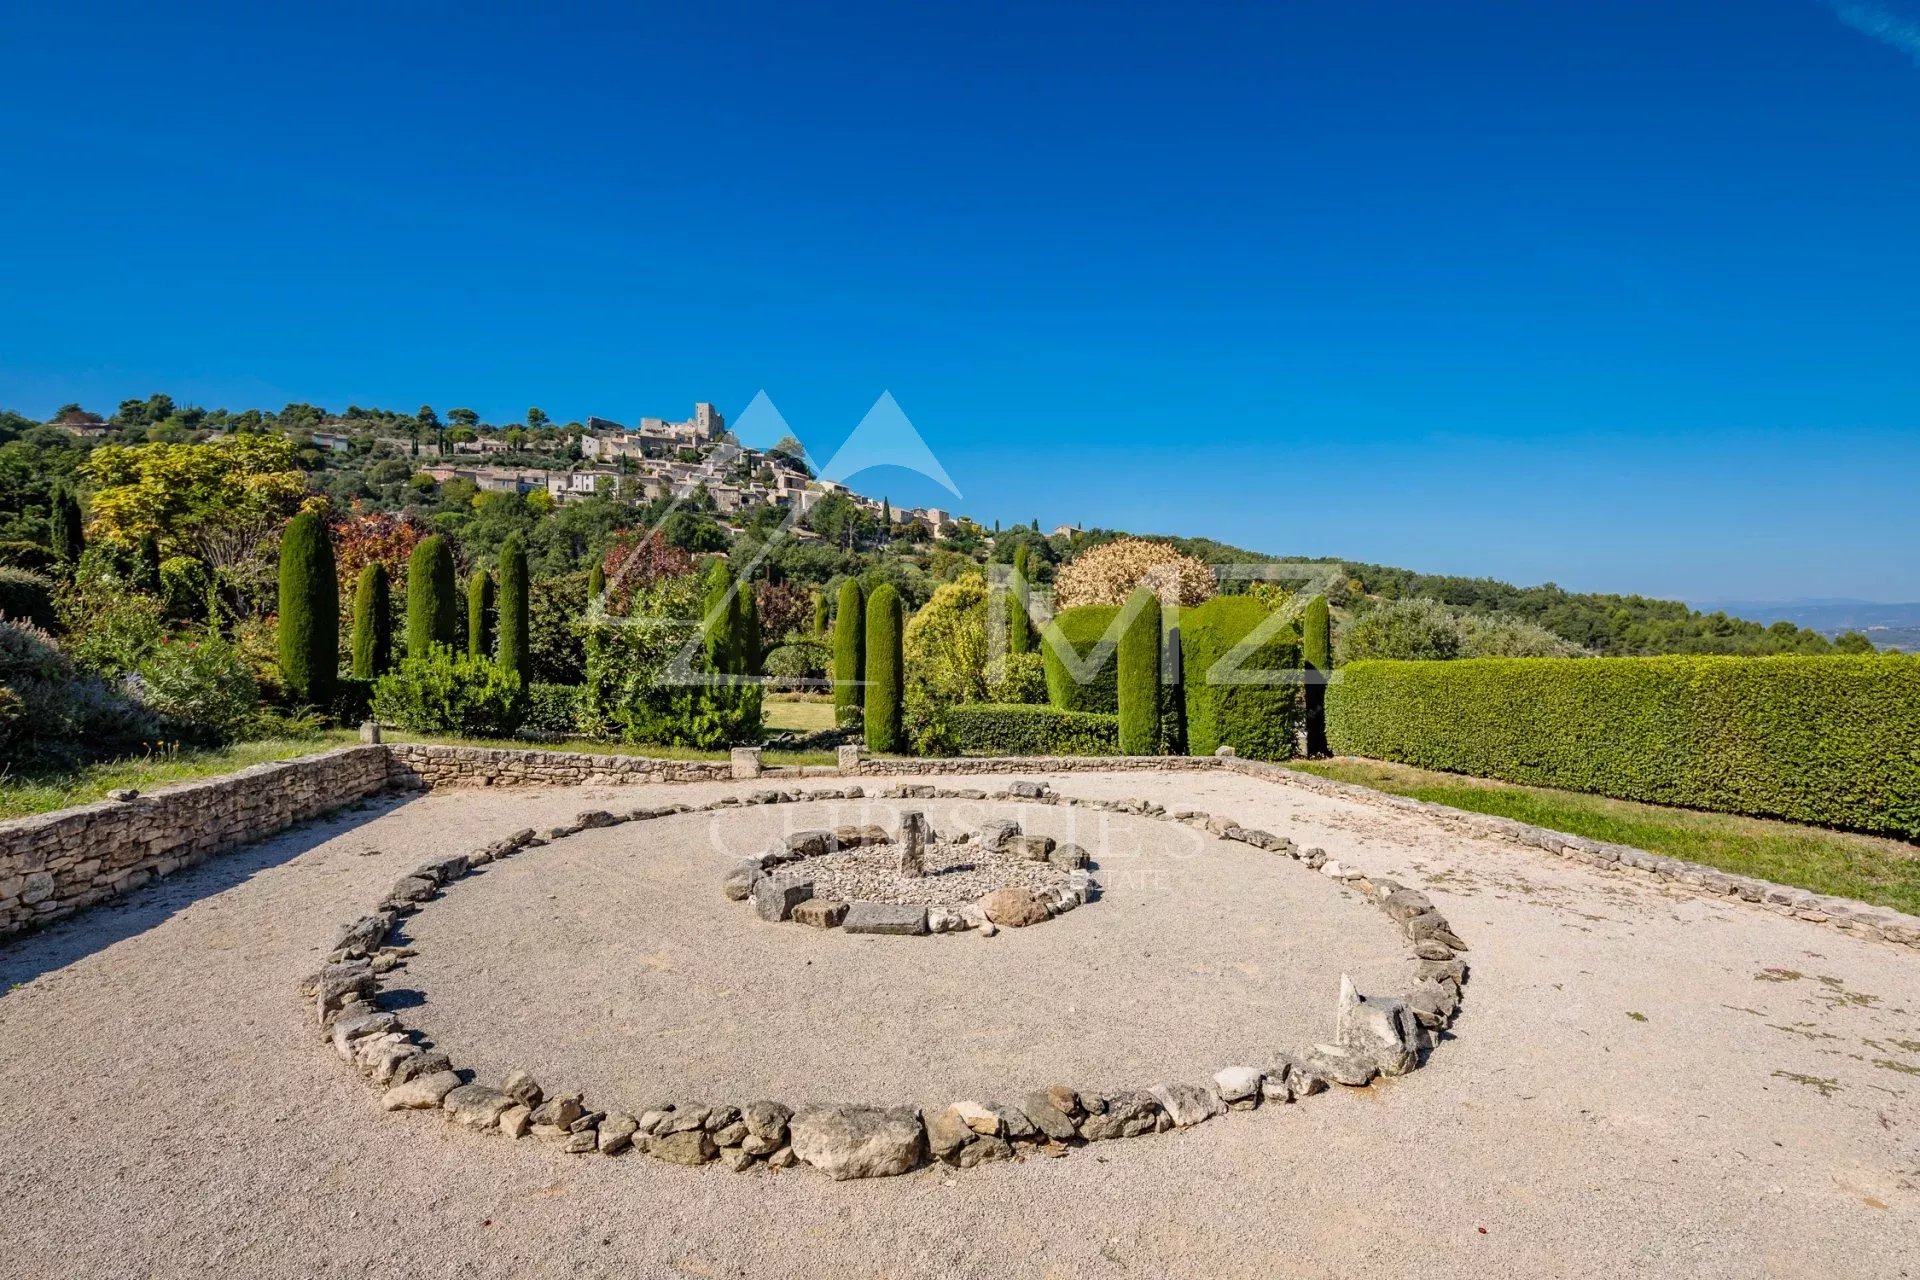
[1,768,1916,1279]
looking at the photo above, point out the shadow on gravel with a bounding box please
[0,790,420,990]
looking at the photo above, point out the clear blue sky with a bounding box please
[4,0,1918,601]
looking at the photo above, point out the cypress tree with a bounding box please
[737,582,761,675]
[833,578,865,721]
[864,583,903,753]
[588,560,606,600]
[811,590,829,638]
[49,486,84,564]
[467,568,495,660]
[497,533,530,684]
[1009,544,1033,655]
[135,532,162,590]
[1117,587,1162,755]
[1302,593,1331,756]
[351,562,392,679]
[276,512,338,706]
[406,535,457,658]
[702,559,736,672]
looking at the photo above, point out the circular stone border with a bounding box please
[301,778,1471,1180]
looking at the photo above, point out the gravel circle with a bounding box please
[783,839,1075,907]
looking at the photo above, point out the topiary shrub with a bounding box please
[1180,594,1300,760]
[276,511,338,707]
[1302,593,1331,756]
[1328,654,1920,839]
[497,532,530,683]
[1042,604,1120,713]
[351,563,392,679]
[1117,587,1162,754]
[406,535,457,658]
[467,568,494,660]
[372,645,527,738]
[864,583,903,752]
[945,703,1120,756]
[833,578,865,725]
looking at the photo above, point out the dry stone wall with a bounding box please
[0,745,390,940]
[386,744,734,789]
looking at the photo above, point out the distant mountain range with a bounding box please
[1692,599,1920,650]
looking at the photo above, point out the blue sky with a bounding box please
[3,1,1918,601]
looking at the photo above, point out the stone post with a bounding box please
[837,744,863,775]
[899,810,927,878]
[359,720,382,744]
[730,747,764,780]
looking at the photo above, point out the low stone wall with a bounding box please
[0,745,391,941]
[386,744,734,789]
[844,754,1222,777]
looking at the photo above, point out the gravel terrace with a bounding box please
[1,768,1916,1279]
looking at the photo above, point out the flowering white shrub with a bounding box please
[1052,538,1216,610]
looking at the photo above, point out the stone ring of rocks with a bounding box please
[723,807,1095,936]
[303,778,1470,1181]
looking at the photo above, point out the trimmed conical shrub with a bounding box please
[497,533,530,684]
[351,563,392,679]
[703,559,736,672]
[833,578,865,721]
[467,568,495,659]
[49,486,84,564]
[1117,587,1161,754]
[1302,593,1331,756]
[276,512,338,706]
[864,583,903,753]
[811,590,829,638]
[1009,544,1033,655]
[406,535,457,658]
[588,561,606,601]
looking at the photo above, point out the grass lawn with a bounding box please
[1285,758,1920,916]
[762,694,839,733]
[0,732,362,821]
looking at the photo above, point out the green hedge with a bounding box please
[946,703,1120,756]
[1327,654,1920,839]
[1117,588,1161,754]
[523,682,583,735]
[833,578,865,721]
[865,583,904,752]
[1179,595,1299,760]
[1043,604,1120,713]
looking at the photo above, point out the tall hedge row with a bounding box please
[1117,588,1161,754]
[497,533,530,684]
[406,535,458,658]
[1301,593,1331,756]
[351,562,392,679]
[833,579,865,720]
[1042,604,1121,713]
[865,584,904,752]
[1327,655,1920,839]
[275,512,337,706]
[1179,595,1300,760]
[945,704,1120,756]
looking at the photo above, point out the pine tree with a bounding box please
[833,578,866,722]
[351,562,392,679]
[276,512,338,706]
[864,584,904,753]
[467,568,495,660]
[497,533,530,684]
[406,535,457,657]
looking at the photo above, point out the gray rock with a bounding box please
[502,1069,543,1107]
[1336,974,1420,1076]
[1007,780,1049,799]
[743,1100,792,1143]
[1411,938,1455,961]
[381,1070,463,1110]
[926,1106,973,1159]
[1213,1066,1264,1108]
[529,1094,585,1130]
[1005,834,1057,862]
[413,854,471,885]
[1149,1082,1227,1128]
[330,913,393,959]
[977,818,1022,852]
[391,1050,451,1085]
[498,1104,532,1139]
[1049,843,1090,870]
[1305,1044,1379,1088]
[1404,980,1459,1029]
[1404,912,1469,951]
[791,899,849,928]
[720,1146,756,1171]
[741,1133,783,1156]
[767,1146,797,1169]
[955,1135,1014,1167]
[657,1105,711,1134]
[788,1105,927,1180]
[752,874,814,922]
[385,875,437,906]
[1077,1090,1162,1140]
[598,1112,640,1154]
[1380,889,1435,922]
[990,1101,1038,1141]
[562,1130,598,1154]
[1019,1091,1080,1141]
[722,861,763,901]
[575,810,618,829]
[443,1084,516,1128]
[842,901,929,935]
[898,810,928,878]
[786,830,834,858]
[651,1130,717,1165]
[711,1120,749,1147]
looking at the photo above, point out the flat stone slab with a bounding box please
[792,899,849,929]
[841,902,929,936]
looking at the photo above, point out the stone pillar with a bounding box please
[359,720,382,744]
[730,747,764,780]
[898,810,927,878]
[836,744,863,775]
